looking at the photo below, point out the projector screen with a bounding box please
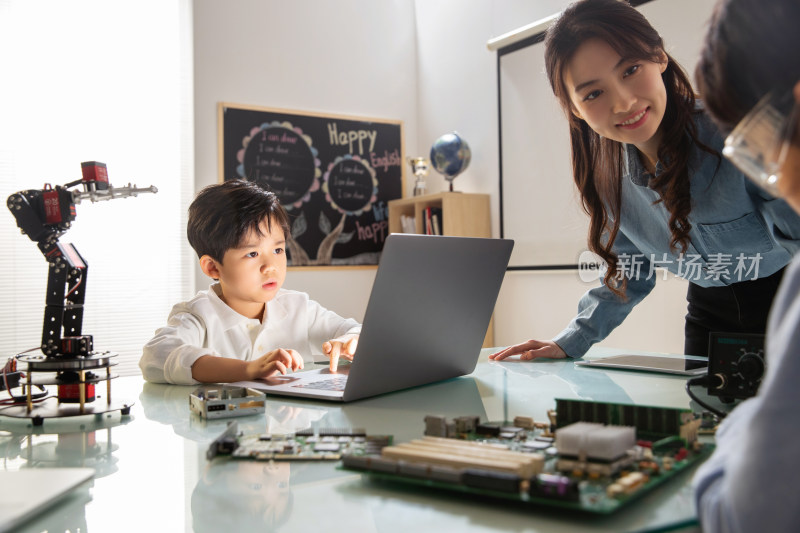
[497,0,718,269]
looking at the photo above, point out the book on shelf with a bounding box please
[423,207,443,235]
[400,214,416,234]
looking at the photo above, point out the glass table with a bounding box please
[0,347,705,533]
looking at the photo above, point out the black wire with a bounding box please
[685,376,728,419]
[0,384,49,404]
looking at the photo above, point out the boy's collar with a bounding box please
[266,294,288,322]
[207,283,288,328]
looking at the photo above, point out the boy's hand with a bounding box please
[322,335,359,373]
[246,348,304,380]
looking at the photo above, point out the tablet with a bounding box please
[573,354,708,376]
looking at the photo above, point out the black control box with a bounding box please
[707,332,765,402]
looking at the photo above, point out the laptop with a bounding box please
[0,468,94,532]
[236,234,513,402]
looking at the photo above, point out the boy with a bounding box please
[693,1,800,531]
[140,179,360,385]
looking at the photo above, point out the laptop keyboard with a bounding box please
[292,377,348,391]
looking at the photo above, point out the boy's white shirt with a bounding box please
[139,284,361,385]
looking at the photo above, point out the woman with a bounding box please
[693,0,800,530]
[491,0,800,362]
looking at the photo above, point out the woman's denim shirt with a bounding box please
[554,111,800,358]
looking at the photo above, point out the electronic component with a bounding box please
[707,332,765,401]
[0,358,22,392]
[555,422,635,460]
[340,398,713,515]
[423,415,479,438]
[380,436,545,478]
[554,398,701,445]
[207,421,391,461]
[475,422,501,437]
[530,473,580,502]
[189,386,266,419]
[554,422,637,476]
[463,469,522,494]
[512,416,535,430]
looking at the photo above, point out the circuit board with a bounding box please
[207,421,392,462]
[339,399,714,515]
[189,386,266,419]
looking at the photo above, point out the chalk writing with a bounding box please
[369,149,401,172]
[356,219,388,244]
[243,125,317,206]
[324,157,376,215]
[327,122,377,155]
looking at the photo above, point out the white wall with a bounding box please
[193,0,687,353]
[193,0,417,321]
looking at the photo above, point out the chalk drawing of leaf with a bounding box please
[291,211,307,239]
[318,211,331,234]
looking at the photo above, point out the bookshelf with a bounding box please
[387,192,491,237]
[387,192,495,347]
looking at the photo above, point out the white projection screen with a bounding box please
[497,0,718,269]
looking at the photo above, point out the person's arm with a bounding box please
[305,298,361,343]
[694,257,800,532]
[191,348,304,383]
[140,309,209,384]
[553,267,655,357]
[492,230,655,361]
[748,177,800,253]
[140,306,304,384]
[555,228,656,357]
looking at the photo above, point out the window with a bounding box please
[0,0,194,376]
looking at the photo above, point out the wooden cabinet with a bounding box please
[387,192,491,237]
[387,192,495,347]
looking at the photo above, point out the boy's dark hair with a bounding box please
[187,180,291,262]
[696,0,800,134]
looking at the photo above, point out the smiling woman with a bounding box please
[564,38,668,170]
[490,0,800,363]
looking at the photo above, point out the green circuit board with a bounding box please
[339,399,714,515]
[207,422,392,462]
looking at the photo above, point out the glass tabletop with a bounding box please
[0,347,704,533]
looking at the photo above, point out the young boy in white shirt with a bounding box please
[140,179,361,385]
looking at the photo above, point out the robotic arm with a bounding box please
[6,161,157,358]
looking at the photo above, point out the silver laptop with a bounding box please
[236,234,513,402]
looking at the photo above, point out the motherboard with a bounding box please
[340,398,713,514]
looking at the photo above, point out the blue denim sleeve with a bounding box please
[553,230,656,358]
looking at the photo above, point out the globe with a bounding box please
[429,132,471,191]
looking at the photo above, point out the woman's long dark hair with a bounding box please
[544,0,714,296]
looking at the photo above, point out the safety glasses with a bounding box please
[723,90,800,197]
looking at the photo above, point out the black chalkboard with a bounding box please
[218,103,405,267]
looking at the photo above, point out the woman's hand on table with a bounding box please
[489,339,567,361]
